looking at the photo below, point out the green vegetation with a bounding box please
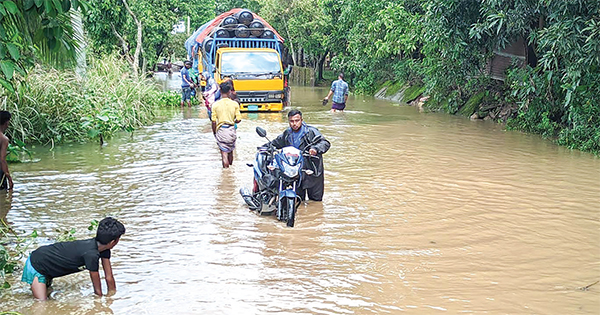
[0,219,38,289]
[385,82,405,98]
[459,91,486,117]
[3,56,176,145]
[402,84,425,103]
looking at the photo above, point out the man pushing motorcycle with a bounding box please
[269,109,331,201]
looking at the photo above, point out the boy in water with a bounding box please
[0,111,13,190]
[21,217,126,300]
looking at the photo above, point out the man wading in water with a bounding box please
[0,111,13,190]
[270,109,330,201]
[323,73,349,112]
[211,81,241,168]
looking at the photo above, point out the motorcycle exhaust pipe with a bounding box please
[240,187,261,210]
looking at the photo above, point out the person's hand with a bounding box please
[309,148,317,156]
[8,176,13,190]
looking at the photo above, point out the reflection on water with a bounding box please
[0,85,599,314]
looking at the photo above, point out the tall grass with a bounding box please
[1,55,168,145]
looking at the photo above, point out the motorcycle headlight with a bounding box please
[281,163,300,178]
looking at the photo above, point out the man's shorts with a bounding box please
[181,87,192,101]
[331,102,346,110]
[21,256,51,286]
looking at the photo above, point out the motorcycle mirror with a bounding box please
[256,127,267,138]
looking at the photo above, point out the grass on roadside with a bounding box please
[1,55,175,146]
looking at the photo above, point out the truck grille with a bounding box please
[237,91,270,103]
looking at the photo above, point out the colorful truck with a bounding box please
[185,9,290,112]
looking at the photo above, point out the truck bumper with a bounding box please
[240,102,284,112]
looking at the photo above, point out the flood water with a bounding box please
[1,81,599,314]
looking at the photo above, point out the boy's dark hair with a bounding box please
[288,109,302,118]
[338,73,344,79]
[224,79,234,90]
[219,81,232,94]
[96,217,125,245]
[0,111,11,125]
[184,60,192,66]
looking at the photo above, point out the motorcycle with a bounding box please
[240,127,321,227]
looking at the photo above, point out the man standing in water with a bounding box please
[323,73,349,112]
[180,60,196,107]
[0,111,13,190]
[270,109,330,201]
[211,82,241,168]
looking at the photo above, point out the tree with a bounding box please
[0,0,86,92]
[84,0,214,76]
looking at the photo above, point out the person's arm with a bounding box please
[101,258,116,293]
[269,132,287,149]
[211,120,217,135]
[234,106,241,123]
[310,129,331,155]
[89,271,103,297]
[344,84,349,103]
[324,90,333,101]
[0,136,12,189]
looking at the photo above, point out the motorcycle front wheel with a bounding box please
[286,197,297,227]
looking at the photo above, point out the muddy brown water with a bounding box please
[1,83,599,314]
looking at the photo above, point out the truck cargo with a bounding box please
[185,9,290,112]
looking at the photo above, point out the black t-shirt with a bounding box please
[30,238,111,278]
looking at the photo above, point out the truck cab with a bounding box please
[215,48,285,112]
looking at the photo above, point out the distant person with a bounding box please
[0,111,12,190]
[323,73,349,112]
[21,217,126,300]
[270,109,330,201]
[202,71,219,120]
[180,60,196,107]
[211,82,242,168]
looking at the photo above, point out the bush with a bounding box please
[2,55,164,145]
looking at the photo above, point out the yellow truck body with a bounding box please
[214,48,285,112]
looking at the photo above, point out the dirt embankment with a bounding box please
[375,82,518,122]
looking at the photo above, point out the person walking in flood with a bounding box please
[21,217,125,300]
[202,71,219,120]
[211,82,242,168]
[270,109,330,201]
[0,111,13,190]
[180,60,196,107]
[323,73,349,112]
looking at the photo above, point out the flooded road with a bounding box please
[1,84,599,314]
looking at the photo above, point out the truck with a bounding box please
[185,9,290,112]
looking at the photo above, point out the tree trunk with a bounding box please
[317,51,328,81]
[122,0,143,78]
[111,24,133,64]
[281,16,297,66]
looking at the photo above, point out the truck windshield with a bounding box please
[221,51,281,75]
